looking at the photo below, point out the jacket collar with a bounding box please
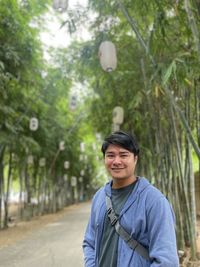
[104,177,151,216]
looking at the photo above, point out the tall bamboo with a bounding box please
[184,0,200,62]
[3,149,13,228]
[117,0,200,159]
[169,98,197,258]
[0,146,5,229]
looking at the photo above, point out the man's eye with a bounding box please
[121,154,128,158]
[106,155,114,158]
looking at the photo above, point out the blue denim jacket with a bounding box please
[83,177,179,267]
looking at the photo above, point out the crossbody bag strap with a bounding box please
[105,195,151,262]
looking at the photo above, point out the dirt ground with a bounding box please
[179,218,200,267]
[0,204,78,249]
[0,205,200,266]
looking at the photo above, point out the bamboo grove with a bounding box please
[65,0,200,259]
[0,0,101,231]
[0,0,200,261]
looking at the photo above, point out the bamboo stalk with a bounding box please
[184,0,200,62]
[117,0,200,159]
[165,85,200,159]
[0,146,5,229]
[3,149,13,228]
[170,100,197,258]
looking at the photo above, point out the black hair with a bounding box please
[101,130,140,156]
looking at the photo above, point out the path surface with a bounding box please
[0,202,91,267]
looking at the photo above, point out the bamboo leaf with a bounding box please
[0,61,5,70]
[162,60,176,85]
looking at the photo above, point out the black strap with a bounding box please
[106,195,151,261]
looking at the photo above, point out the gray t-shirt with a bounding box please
[98,181,137,267]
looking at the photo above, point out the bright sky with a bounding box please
[40,0,89,57]
[39,0,94,102]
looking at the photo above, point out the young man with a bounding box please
[83,131,179,267]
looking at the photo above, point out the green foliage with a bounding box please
[68,0,200,255]
[0,0,92,190]
[0,0,199,238]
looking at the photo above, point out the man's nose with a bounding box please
[112,156,122,164]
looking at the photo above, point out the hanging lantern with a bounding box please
[99,41,117,72]
[71,176,77,187]
[112,106,124,125]
[64,161,70,169]
[80,142,85,152]
[12,153,18,162]
[39,158,46,167]
[59,141,65,151]
[112,123,120,132]
[79,154,84,161]
[95,133,101,141]
[52,0,68,12]
[79,177,83,183]
[63,174,68,182]
[80,170,85,176]
[30,117,39,131]
[92,143,97,150]
[25,147,29,154]
[27,155,34,165]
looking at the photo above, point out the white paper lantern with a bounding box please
[63,174,68,181]
[79,154,84,161]
[112,123,120,132]
[112,106,124,125]
[80,142,85,152]
[92,143,97,150]
[12,153,18,162]
[79,177,83,182]
[80,170,85,176]
[39,158,46,167]
[71,176,77,187]
[27,155,34,165]
[59,141,65,151]
[99,41,117,72]
[30,117,39,131]
[64,161,70,169]
[25,147,29,154]
[95,133,101,141]
[52,0,68,12]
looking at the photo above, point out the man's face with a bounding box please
[104,144,137,182]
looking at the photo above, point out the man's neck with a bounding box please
[112,176,137,189]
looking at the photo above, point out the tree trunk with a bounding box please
[0,145,5,229]
[3,150,13,228]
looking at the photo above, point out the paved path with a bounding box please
[0,202,91,267]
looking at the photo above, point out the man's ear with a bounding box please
[134,155,138,164]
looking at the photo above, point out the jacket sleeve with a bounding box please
[148,196,179,267]
[82,198,96,267]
